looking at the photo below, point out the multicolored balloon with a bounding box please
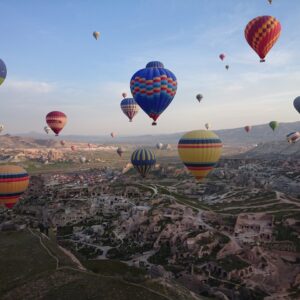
[196,94,203,103]
[46,111,67,136]
[130,61,177,125]
[122,92,127,98]
[120,94,139,122]
[205,123,210,130]
[117,147,125,157]
[244,126,252,133]
[286,132,300,144]
[245,16,281,62]
[131,148,156,178]
[294,97,300,114]
[269,121,279,131]
[0,59,7,86]
[219,54,225,61]
[93,31,100,40]
[0,165,29,209]
[178,130,222,182]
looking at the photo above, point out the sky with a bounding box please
[0,0,300,136]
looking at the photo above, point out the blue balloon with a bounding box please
[294,96,300,114]
[130,61,177,125]
[0,59,7,86]
[131,148,156,178]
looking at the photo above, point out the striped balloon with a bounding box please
[131,148,156,178]
[46,111,67,136]
[0,59,7,86]
[0,165,29,209]
[245,16,281,62]
[130,61,177,125]
[120,96,139,122]
[178,130,223,182]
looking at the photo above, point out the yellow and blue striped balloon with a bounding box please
[178,130,222,181]
[0,165,29,209]
[131,148,156,178]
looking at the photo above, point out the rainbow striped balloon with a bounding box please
[120,97,139,122]
[0,165,29,209]
[178,130,222,181]
[131,148,156,178]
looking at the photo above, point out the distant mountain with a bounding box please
[240,140,300,159]
[13,121,300,147]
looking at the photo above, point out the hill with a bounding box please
[0,229,205,300]
[16,121,300,146]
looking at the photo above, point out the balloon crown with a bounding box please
[146,61,164,68]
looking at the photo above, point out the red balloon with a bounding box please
[244,126,252,133]
[245,16,281,62]
[46,111,67,136]
[219,54,225,61]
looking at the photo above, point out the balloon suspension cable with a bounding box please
[152,121,157,126]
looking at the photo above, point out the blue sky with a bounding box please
[0,0,300,136]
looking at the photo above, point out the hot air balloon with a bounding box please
[268,0,272,4]
[131,148,156,178]
[294,97,300,114]
[286,132,300,144]
[93,31,100,40]
[0,124,4,133]
[219,54,225,61]
[178,130,222,182]
[80,156,86,163]
[225,65,229,70]
[130,61,177,125]
[60,140,65,146]
[88,143,91,149]
[44,126,50,134]
[244,126,252,133]
[0,59,7,86]
[269,121,279,131]
[205,123,210,130]
[71,145,76,151]
[117,147,125,157]
[156,143,163,150]
[111,132,116,138]
[120,94,139,122]
[245,16,281,62]
[46,111,67,136]
[0,165,29,209]
[122,92,127,98]
[196,94,203,103]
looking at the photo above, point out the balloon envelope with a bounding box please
[205,123,210,130]
[93,31,100,40]
[44,126,50,134]
[219,54,225,61]
[0,165,29,209]
[0,124,4,133]
[245,16,281,61]
[111,132,116,138]
[178,130,222,182]
[244,126,252,133]
[269,121,279,131]
[131,148,156,178]
[0,59,7,86]
[130,61,177,125]
[120,97,139,122]
[196,94,203,102]
[46,111,67,136]
[286,132,300,144]
[117,147,125,157]
[294,97,300,114]
[60,140,65,146]
[156,143,163,150]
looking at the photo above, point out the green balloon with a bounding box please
[269,121,279,131]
